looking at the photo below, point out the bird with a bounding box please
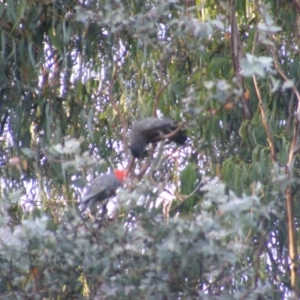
[79,169,128,212]
[129,117,187,158]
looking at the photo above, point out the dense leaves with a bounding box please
[0,181,281,299]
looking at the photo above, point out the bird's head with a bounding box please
[114,169,129,182]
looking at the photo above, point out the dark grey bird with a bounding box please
[79,169,128,212]
[129,117,187,158]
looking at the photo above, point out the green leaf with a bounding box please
[21,147,35,158]
[28,43,36,67]
[0,2,4,17]
[62,20,72,44]
[1,31,6,61]
[180,163,197,196]
[8,188,25,203]
[7,0,17,23]
[88,109,94,141]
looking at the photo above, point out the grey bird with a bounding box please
[129,117,187,158]
[79,169,128,212]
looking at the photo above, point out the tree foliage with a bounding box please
[0,0,300,299]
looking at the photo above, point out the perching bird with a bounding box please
[79,169,128,212]
[129,117,187,158]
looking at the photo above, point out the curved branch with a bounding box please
[151,123,184,143]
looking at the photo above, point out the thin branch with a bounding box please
[147,140,166,174]
[107,63,129,162]
[271,48,300,164]
[252,74,277,162]
[265,15,300,297]
[136,145,155,180]
[285,92,295,134]
[253,223,268,287]
[126,156,135,175]
[151,83,169,117]
[151,123,184,143]
[272,51,300,100]
[169,179,210,213]
[0,111,9,136]
[286,183,298,294]
[229,0,251,119]
[151,55,172,117]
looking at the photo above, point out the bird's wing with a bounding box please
[80,174,121,205]
[132,118,172,131]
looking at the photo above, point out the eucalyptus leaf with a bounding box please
[8,189,25,203]
[21,147,35,158]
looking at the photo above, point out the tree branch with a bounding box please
[230,0,251,119]
[263,14,300,296]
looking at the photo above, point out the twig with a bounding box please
[285,92,295,134]
[0,111,9,136]
[230,0,251,119]
[152,123,184,143]
[169,179,210,213]
[151,55,172,117]
[260,8,300,295]
[126,156,135,175]
[136,145,155,180]
[271,48,300,164]
[252,74,277,162]
[147,140,166,174]
[151,83,168,117]
[107,63,129,162]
